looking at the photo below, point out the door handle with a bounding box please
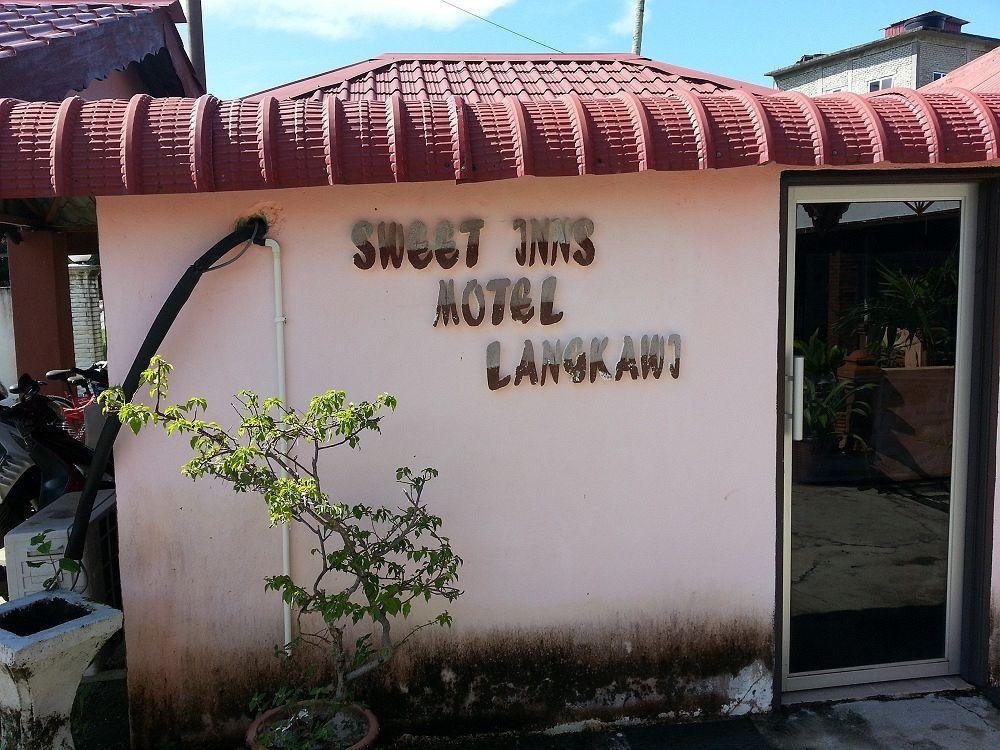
[787,354,804,442]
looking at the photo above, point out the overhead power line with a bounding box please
[439,0,564,54]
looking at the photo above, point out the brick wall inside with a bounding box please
[69,265,105,367]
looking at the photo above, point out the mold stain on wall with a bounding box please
[127,612,773,749]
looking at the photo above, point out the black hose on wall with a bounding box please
[66,218,268,560]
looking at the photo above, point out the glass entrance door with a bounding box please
[783,185,975,692]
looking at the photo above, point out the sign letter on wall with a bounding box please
[350,217,682,390]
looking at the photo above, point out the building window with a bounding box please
[868,76,894,92]
[932,71,947,81]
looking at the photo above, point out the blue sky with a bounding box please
[199,1,1000,99]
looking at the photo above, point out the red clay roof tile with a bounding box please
[0,2,181,59]
[0,1,196,100]
[248,53,775,102]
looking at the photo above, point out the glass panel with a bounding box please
[789,200,960,674]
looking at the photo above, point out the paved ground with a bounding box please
[758,693,1000,749]
[71,678,1000,748]
[790,481,949,617]
[393,692,1000,749]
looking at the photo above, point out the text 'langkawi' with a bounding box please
[350,217,682,390]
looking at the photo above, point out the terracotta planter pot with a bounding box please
[246,700,379,750]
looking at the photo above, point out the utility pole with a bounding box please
[183,0,207,89]
[631,0,646,55]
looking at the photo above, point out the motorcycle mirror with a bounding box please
[10,373,44,397]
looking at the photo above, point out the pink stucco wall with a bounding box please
[97,168,782,742]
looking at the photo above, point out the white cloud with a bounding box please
[202,0,517,40]
[611,0,644,38]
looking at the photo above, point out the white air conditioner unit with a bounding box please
[4,489,118,603]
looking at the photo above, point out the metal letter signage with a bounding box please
[350,217,682,390]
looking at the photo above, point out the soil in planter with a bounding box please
[0,598,90,636]
[259,705,366,750]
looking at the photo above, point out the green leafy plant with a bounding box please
[100,357,463,718]
[795,331,873,449]
[248,668,358,750]
[837,257,959,367]
[254,700,366,750]
[801,377,871,448]
[796,329,847,383]
[27,530,83,591]
[249,674,329,718]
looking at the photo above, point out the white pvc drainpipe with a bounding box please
[264,238,292,647]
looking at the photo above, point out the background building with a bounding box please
[767,10,999,94]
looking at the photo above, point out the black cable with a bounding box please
[206,223,261,271]
[439,0,564,54]
[65,218,269,560]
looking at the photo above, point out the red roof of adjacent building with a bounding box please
[0,2,182,59]
[924,46,1000,92]
[0,1,197,100]
[248,53,775,102]
[1,86,998,199]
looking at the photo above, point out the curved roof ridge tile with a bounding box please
[0,88,997,198]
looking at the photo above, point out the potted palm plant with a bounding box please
[101,357,463,750]
[837,257,959,480]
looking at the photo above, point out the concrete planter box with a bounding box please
[0,591,122,750]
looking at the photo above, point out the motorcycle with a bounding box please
[0,365,112,539]
[45,363,109,446]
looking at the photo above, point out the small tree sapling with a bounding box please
[100,357,463,704]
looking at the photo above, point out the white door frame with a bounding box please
[782,183,977,692]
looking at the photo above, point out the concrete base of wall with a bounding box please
[126,613,773,749]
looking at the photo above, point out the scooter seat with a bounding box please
[75,366,108,387]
